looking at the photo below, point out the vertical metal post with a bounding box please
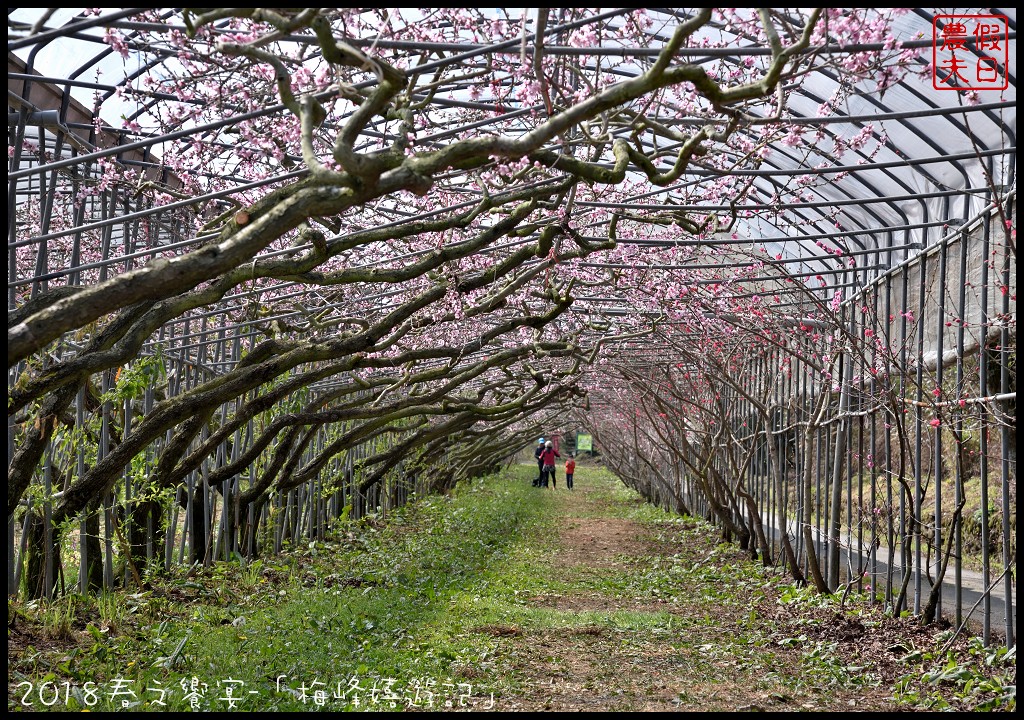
[952,224,969,628]
[913,251,928,614]
[42,449,54,598]
[867,282,880,604]
[828,299,850,591]
[896,251,911,615]
[77,387,89,593]
[996,203,1014,648]
[932,237,948,621]
[100,369,114,591]
[977,210,992,644]
[123,392,134,586]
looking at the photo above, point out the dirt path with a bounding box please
[500,485,684,711]
[484,482,708,711]
[483,477,935,713]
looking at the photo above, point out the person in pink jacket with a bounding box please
[539,440,560,488]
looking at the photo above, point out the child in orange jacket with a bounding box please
[565,454,576,490]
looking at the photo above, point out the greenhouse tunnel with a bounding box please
[7,8,1016,648]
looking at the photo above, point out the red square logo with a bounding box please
[933,14,1009,90]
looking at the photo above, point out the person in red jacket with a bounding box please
[565,454,576,490]
[539,440,560,488]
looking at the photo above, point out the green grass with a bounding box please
[10,466,551,711]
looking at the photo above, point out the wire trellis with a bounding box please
[6,8,1016,649]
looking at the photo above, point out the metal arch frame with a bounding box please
[7,9,1017,646]
[12,11,1014,227]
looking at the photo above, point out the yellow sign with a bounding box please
[576,433,593,451]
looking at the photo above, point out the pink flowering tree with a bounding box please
[8,8,937,596]
[575,211,1015,607]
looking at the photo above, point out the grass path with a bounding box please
[467,464,904,712]
[8,463,1014,712]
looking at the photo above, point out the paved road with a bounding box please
[758,518,1016,644]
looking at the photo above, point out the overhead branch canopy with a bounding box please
[7,8,1016,525]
